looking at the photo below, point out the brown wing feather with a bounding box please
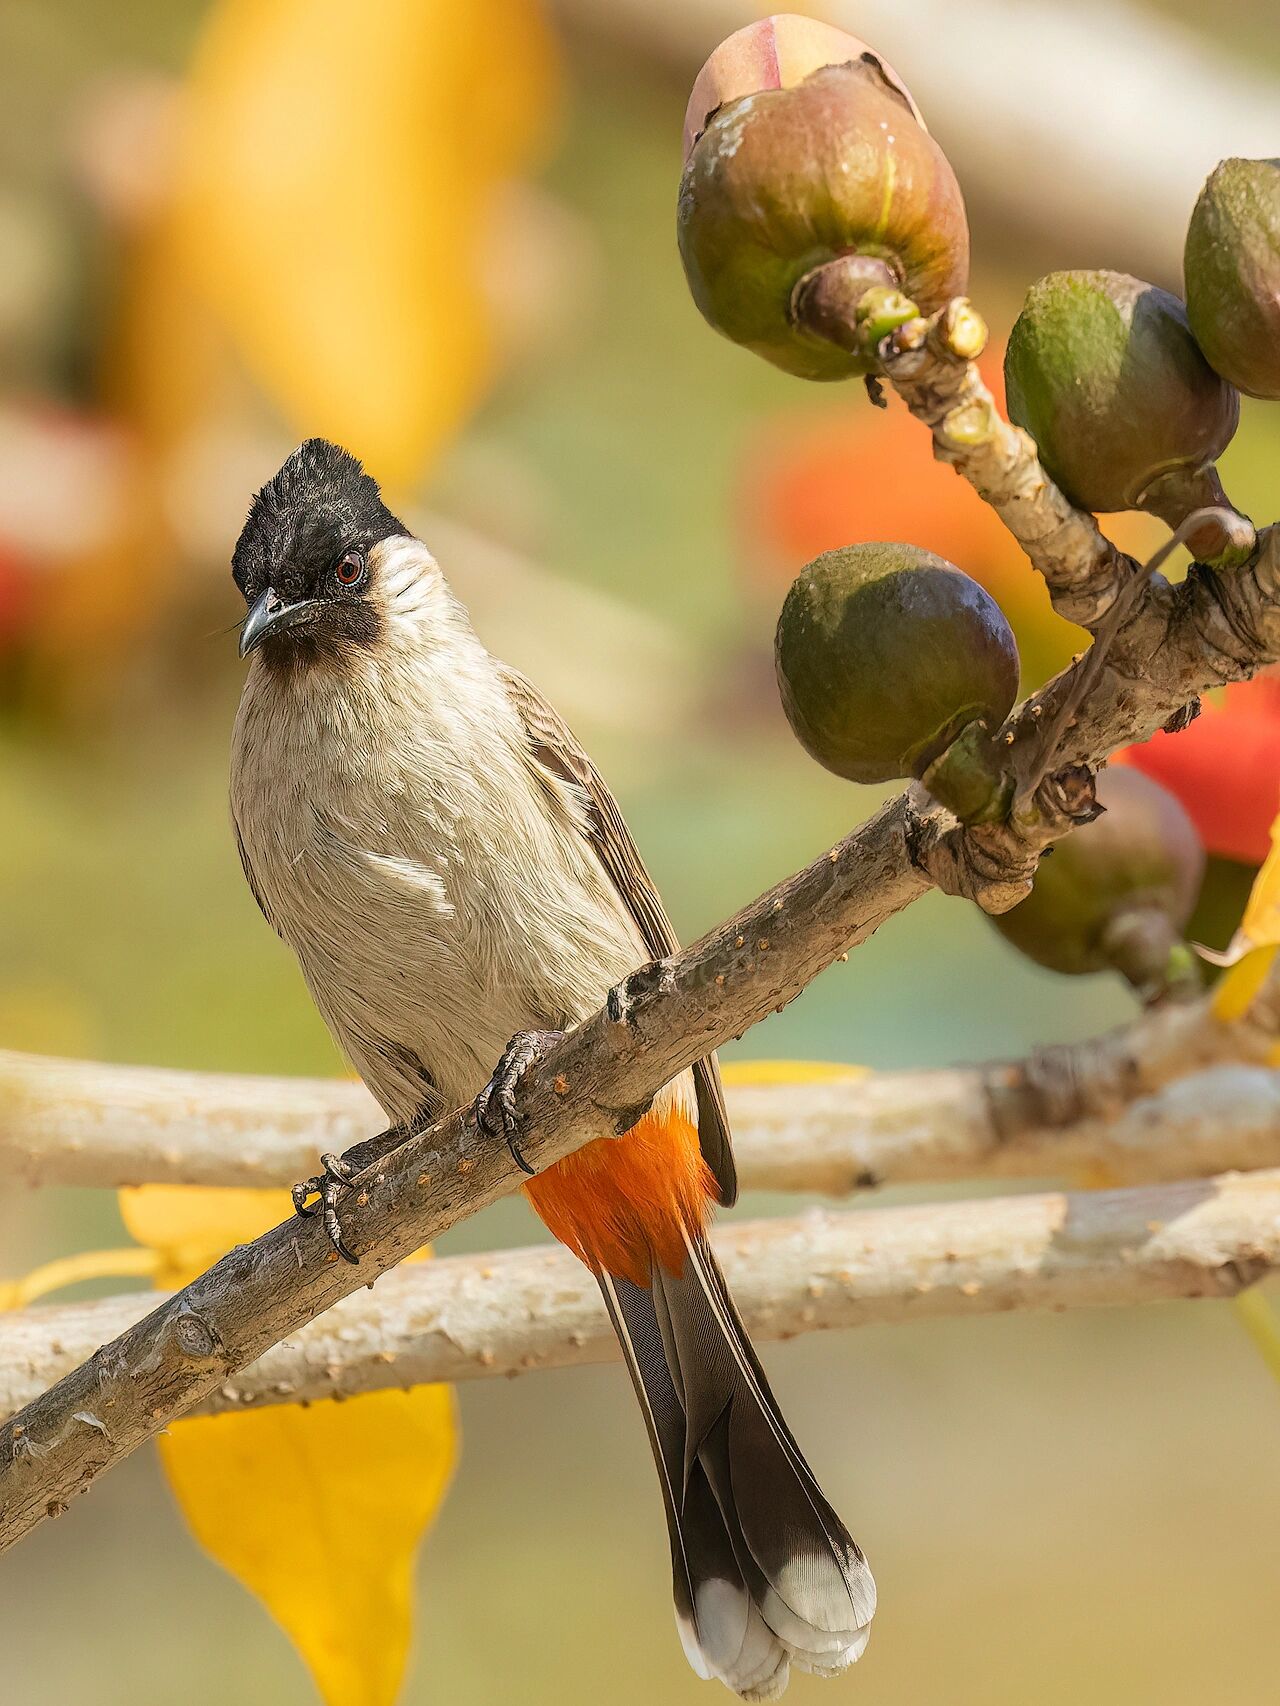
[502,665,737,1205]
[234,818,281,938]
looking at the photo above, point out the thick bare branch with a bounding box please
[3,965,1277,1192]
[4,1169,1276,1421]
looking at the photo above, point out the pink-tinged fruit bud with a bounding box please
[682,14,923,164]
[678,42,968,381]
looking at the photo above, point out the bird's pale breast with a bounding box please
[230,631,651,1126]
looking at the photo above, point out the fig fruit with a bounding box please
[678,25,969,381]
[991,768,1205,1001]
[1004,271,1249,564]
[1185,157,1280,400]
[775,543,1019,811]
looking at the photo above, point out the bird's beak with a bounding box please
[239,588,319,658]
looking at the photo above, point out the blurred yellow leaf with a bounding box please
[1239,808,1280,947]
[0,1247,157,1312]
[720,1059,871,1086]
[1213,943,1279,1025]
[171,0,560,489]
[119,1183,288,1286]
[122,1184,458,1706]
[159,1388,457,1706]
[1211,809,1280,1023]
[1234,1287,1280,1389]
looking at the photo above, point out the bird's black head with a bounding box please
[232,439,407,665]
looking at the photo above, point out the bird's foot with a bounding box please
[475,1030,563,1177]
[291,1126,410,1264]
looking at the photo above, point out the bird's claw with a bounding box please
[476,1030,562,1177]
[291,1150,361,1263]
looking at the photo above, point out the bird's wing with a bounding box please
[501,663,737,1206]
[233,818,282,939]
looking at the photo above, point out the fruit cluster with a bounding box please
[678,14,1279,1002]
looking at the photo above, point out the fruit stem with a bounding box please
[1102,909,1202,1005]
[1139,466,1256,567]
[791,257,912,360]
[920,720,1014,824]
[1015,501,1230,811]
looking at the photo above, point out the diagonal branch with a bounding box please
[3,1169,1276,1420]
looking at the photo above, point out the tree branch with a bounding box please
[3,958,1277,1192]
[878,307,1280,790]
[2,295,1277,1551]
[4,1169,1276,1422]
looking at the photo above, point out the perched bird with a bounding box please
[229,439,874,1700]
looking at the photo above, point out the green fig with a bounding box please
[678,36,969,381]
[991,768,1205,1001]
[1005,270,1251,565]
[775,543,1019,814]
[1185,157,1280,401]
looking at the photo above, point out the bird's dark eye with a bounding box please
[335,549,365,587]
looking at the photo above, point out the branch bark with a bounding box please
[3,962,1278,1192]
[4,1169,1277,1422]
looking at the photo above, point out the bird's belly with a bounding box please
[255,802,641,1124]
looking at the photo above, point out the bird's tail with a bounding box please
[599,1231,875,1701]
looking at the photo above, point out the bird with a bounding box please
[229,438,875,1700]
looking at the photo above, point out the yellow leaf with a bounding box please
[160,1386,457,1706]
[119,1183,289,1287]
[170,0,560,489]
[122,1184,458,1706]
[1211,810,1280,1022]
[0,1248,158,1312]
[1240,808,1280,948]
[1233,1288,1280,1389]
[720,1059,871,1086]
[1213,943,1279,1023]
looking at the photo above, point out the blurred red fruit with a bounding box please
[1114,674,1280,866]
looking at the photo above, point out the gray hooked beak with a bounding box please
[239,588,320,658]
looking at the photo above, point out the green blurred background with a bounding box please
[1,1,1278,1702]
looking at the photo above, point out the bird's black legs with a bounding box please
[475,1029,564,1177]
[291,1124,412,1263]
[293,1030,560,1261]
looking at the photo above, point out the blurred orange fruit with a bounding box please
[737,352,1086,685]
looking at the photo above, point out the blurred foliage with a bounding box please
[173,0,559,488]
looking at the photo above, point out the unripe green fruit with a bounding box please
[678,57,969,380]
[991,768,1205,999]
[1005,271,1244,559]
[775,543,1019,795]
[1185,157,1280,400]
